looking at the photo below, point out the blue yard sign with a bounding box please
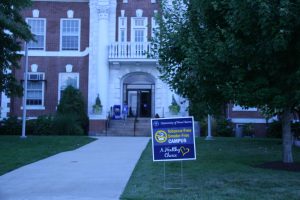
[151,117,196,161]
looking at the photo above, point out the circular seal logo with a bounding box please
[154,130,167,143]
[153,121,159,127]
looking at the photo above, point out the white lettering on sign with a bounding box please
[168,138,187,143]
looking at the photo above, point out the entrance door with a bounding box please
[126,89,152,118]
[140,90,151,117]
[128,90,138,117]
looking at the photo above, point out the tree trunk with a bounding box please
[281,108,293,163]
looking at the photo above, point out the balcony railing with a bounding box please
[108,42,156,59]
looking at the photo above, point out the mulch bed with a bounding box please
[256,161,300,172]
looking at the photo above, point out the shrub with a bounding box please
[199,116,233,137]
[0,116,21,135]
[168,95,180,114]
[57,86,89,134]
[53,114,84,135]
[267,121,282,138]
[0,114,85,136]
[33,115,55,135]
[215,117,234,137]
[243,124,255,137]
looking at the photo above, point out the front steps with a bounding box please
[101,118,151,137]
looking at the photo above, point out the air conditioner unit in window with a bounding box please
[28,73,44,81]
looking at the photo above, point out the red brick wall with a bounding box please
[12,56,89,117]
[116,0,160,41]
[10,2,90,117]
[89,120,107,135]
[22,2,89,51]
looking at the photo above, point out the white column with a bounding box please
[97,2,110,118]
[206,114,214,140]
[88,0,110,119]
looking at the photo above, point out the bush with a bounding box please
[57,86,89,134]
[34,115,55,135]
[0,114,84,136]
[199,116,233,137]
[215,118,234,137]
[243,124,255,137]
[53,114,84,135]
[0,116,21,135]
[267,121,282,138]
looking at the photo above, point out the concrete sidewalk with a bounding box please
[0,137,149,200]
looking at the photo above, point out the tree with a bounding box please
[0,0,33,96]
[155,0,300,163]
[57,86,89,134]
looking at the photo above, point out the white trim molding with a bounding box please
[231,118,274,124]
[19,48,89,57]
[232,105,258,112]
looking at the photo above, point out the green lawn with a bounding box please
[121,138,300,200]
[0,136,95,176]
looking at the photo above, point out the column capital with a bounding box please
[97,4,109,20]
[90,0,110,20]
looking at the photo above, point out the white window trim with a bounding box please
[24,72,45,109]
[60,18,81,51]
[151,17,158,38]
[26,18,46,51]
[58,72,80,102]
[118,17,127,42]
[131,17,148,42]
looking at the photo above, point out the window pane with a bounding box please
[135,30,144,42]
[61,19,80,50]
[62,36,79,50]
[135,19,144,26]
[28,81,43,90]
[121,30,125,42]
[60,75,78,90]
[27,19,45,50]
[26,80,43,106]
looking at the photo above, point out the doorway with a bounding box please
[127,89,152,117]
[122,73,155,118]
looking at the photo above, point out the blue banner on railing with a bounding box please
[151,117,196,161]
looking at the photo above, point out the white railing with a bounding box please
[108,42,155,59]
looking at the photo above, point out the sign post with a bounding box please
[151,117,196,189]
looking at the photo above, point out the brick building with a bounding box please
[0,0,269,136]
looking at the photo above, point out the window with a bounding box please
[131,17,147,42]
[60,19,80,50]
[27,18,46,50]
[118,17,127,42]
[58,73,79,101]
[26,73,45,107]
[151,17,158,38]
[134,29,144,42]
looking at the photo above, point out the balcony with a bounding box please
[108,42,157,62]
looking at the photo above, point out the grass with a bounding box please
[0,136,96,176]
[121,138,300,200]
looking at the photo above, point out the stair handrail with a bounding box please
[134,116,138,137]
[106,110,111,136]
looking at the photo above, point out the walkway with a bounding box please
[0,137,149,200]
